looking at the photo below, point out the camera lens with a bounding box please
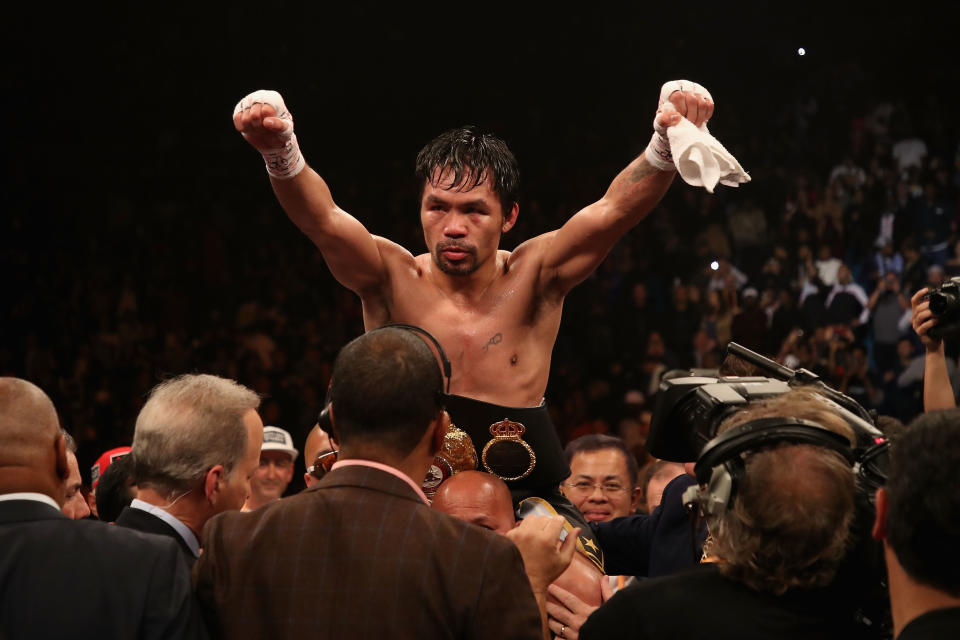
[929,292,950,316]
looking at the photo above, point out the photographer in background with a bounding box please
[909,287,959,410]
[582,389,865,639]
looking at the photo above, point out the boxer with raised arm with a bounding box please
[232,82,714,547]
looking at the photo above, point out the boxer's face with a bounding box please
[421,168,516,276]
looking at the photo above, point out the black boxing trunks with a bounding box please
[443,394,569,490]
[443,394,603,572]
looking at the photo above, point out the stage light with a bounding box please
[710,260,719,271]
[798,47,806,56]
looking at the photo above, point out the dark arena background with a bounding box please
[4,3,959,489]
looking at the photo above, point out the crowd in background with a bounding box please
[3,59,959,484]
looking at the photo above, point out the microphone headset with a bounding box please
[683,417,857,517]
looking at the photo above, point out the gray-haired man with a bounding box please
[116,373,263,566]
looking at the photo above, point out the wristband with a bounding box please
[645,79,712,172]
[233,90,306,180]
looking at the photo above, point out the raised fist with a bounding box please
[233,90,305,179]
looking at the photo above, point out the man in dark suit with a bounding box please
[194,326,576,639]
[0,377,207,639]
[116,373,263,567]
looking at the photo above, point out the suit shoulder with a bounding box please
[7,517,181,565]
[79,518,182,556]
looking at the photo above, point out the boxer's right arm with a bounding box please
[234,91,387,294]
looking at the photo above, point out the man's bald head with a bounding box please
[431,471,516,534]
[0,378,61,465]
[0,377,69,502]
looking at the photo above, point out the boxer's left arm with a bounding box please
[537,85,713,298]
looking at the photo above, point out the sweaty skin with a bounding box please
[235,89,713,406]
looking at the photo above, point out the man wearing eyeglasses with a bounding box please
[244,426,298,511]
[561,434,705,580]
[560,435,642,524]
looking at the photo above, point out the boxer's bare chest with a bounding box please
[361,253,562,406]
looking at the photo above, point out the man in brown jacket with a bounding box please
[194,326,575,639]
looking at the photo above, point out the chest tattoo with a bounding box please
[482,332,503,352]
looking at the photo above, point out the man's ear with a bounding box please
[501,203,519,234]
[872,487,889,541]
[630,486,643,512]
[204,465,226,503]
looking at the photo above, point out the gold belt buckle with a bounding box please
[481,419,537,482]
[422,423,478,499]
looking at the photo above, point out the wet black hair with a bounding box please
[415,126,520,217]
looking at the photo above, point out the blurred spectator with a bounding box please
[892,132,928,174]
[867,272,910,374]
[872,240,904,282]
[730,287,768,353]
[707,258,748,292]
[825,264,869,326]
[639,460,685,515]
[901,240,930,295]
[243,426,298,511]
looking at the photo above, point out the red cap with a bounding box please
[90,446,131,489]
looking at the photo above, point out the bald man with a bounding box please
[431,470,518,534]
[0,377,207,638]
[432,471,604,638]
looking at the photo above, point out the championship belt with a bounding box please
[422,422,478,499]
[443,394,569,491]
[481,419,537,481]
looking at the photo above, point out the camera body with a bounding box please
[925,276,960,339]
[646,344,891,636]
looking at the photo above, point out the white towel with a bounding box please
[666,116,750,193]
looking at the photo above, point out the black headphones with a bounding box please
[317,323,452,435]
[684,417,857,516]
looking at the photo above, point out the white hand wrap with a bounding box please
[234,90,306,180]
[644,80,713,172]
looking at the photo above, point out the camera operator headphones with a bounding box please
[317,323,452,436]
[683,417,857,517]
